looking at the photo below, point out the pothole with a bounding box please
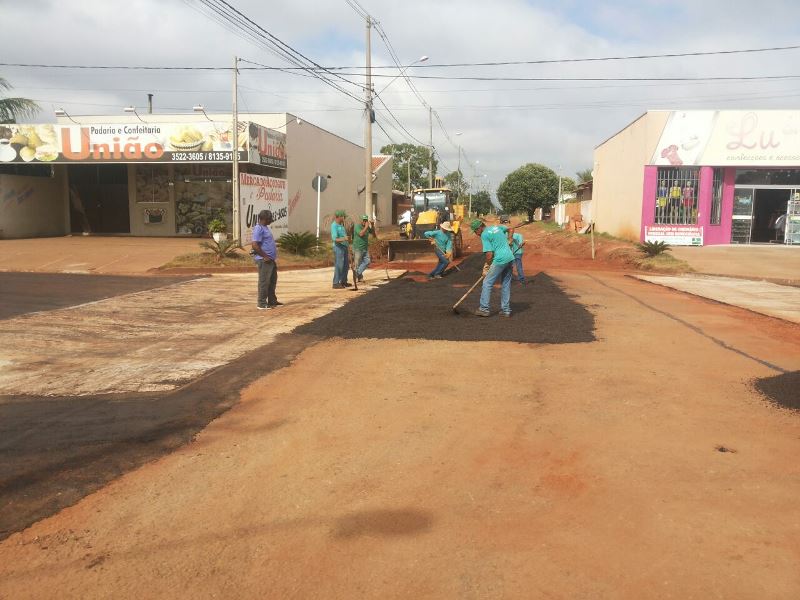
[715,445,737,453]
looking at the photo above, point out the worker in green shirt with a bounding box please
[352,214,375,282]
[470,219,515,317]
[423,221,453,279]
[331,209,351,289]
[511,231,526,284]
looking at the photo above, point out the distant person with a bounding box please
[470,219,514,317]
[423,221,453,279]
[251,209,281,310]
[331,210,351,289]
[352,214,375,282]
[511,230,526,284]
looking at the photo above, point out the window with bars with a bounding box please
[710,168,723,225]
[655,167,699,225]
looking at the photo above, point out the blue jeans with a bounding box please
[354,248,371,277]
[333,245,349,285]
[513,255,525,282]
[479,261,513,314]
[428,249,449,277]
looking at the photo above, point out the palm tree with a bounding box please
[0,78,39,123]
[576,168,593,183]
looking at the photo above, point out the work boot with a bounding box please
[474,309,490,317]
[357,274,364,282]
[500,312,512,318]
[343,282,353,287]
[332,284,344,289]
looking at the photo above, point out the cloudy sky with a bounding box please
[3,0,800,194]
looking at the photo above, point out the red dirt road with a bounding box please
[1,247,800,598]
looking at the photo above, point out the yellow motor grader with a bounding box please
[389,187,464,261]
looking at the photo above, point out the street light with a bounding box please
[124,106,146,123]
[54,108,78,124]
[313,174,332,242]
[376,55,429,97]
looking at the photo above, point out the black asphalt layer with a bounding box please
[295,254,596,344]
[0,333,320,541]
[754,371,800,412]
[0,272,198,320]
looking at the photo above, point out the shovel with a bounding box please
[452,274,485,315]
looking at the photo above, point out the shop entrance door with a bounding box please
[68,165,130,234]
[751,188,792,243]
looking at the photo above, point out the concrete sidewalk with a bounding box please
[634,274,800,323]
[670,245,800,283]
[0,236,202,274]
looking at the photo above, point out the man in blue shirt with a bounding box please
[511,231,526,284]
[470,219,515,317]
[423,221,453,279]
[251,209,281,310]
[330,209,351,289]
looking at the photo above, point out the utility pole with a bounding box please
[407,154,411,196]
[147,93,153,114]
[557,166,562,225]
[457,145,461,204]
[364,17,374,218]
[231,55,240,242]
[428,106,433,188]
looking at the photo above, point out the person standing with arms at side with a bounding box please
[352,214,375,283]
[252,209,281,310]
[470,219,515,317]
[423,221,453,279]
[511,230,526,284]
[331,209,351,289]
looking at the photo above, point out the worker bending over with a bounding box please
[424,221,454,279]
[470,219,515,317]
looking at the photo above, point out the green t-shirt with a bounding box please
[481,225,514,265]
[424,229,453,254]
[331,221,348,248]
[352,223,373,251]
[511,232,524,256]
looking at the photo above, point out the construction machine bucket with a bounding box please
[387,239,435,261]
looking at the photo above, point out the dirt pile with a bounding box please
[295,254,595,344]
[754,370,800,411]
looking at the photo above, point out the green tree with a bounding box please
[560,176,577,198]
[470,190,492,216]
[443,169,468,202]
[576,168,593,183]
[379,143,437,192]
[0,78,39,123]
[497,163,558,221]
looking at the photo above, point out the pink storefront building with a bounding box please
[593,110,800,246]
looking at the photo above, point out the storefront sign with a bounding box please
[645,225,703,246]
[247,123,287,169]
[651,110,800,166]
[0,121,286,166]
[239,173,288,245]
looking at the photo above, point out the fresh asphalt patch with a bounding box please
[0,333,320,541]
[754,371,800,412]
[295,254,596,344]
[0,272,199,320]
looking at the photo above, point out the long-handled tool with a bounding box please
[384,246,390,281]
[452,274,485,315]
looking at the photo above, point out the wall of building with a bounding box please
[372,158,393,226]
[0,166,69,239]
[593,111,670,240]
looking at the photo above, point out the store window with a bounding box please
[135,165,171,203]
[655,167,699,225]
[735,169,800,186]
[710,168,723,225]
[173,164,232,235]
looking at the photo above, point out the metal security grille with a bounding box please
[655,167,699,225]
[710,169,723,225]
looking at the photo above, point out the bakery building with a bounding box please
[593,110,800,246]
[0,112,392,241]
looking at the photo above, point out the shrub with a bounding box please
[277,231,317,256]
[636,241,671,257]
[207,218,227,234]
[200,238,243,261]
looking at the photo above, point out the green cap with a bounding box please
[470,219,484,233]
[334,209,347,218]
[360,214,369,220]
